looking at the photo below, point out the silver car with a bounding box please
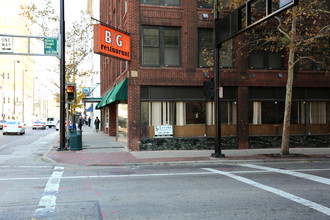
[3,121,25,135]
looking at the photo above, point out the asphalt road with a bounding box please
[0,128,329,220]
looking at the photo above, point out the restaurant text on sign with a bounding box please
[94,24,131,61]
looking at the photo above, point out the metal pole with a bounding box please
[212,0,225,158]
[22,69,24,124]
[13,60,16,118]
[58,0,66,150]
[1,74,3,119]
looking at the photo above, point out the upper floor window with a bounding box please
[198,28,213,67]
[142,26,181,67]
[199,0,230,9]
[141,0,181,7]
[124,0,127,14]
[249,51,283,69]
[298,59,328,71]
[118,0,121,26]
[198,0,212,8]
[220,39,234,68]
[141,0,181,6]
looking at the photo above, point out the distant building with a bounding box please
[0,0,35,124]
[97,0,329,151]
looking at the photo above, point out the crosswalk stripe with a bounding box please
[203,168,330,216]
[32,167,64,219]
[239,163,330,185]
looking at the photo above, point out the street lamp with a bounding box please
[22,69,27,124]
[1,73,5,119]
[13,60,20,119]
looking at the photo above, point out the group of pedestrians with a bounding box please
[77,116,100,132]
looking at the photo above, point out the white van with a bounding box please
[46,117,58,128]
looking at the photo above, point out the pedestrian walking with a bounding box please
[94,117,100,132]
[88,117,91,127]
[78,116,84,131]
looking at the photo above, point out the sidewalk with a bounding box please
[43,125,330,166]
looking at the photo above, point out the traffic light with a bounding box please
[66,84,76,101]
[204,78,214,99]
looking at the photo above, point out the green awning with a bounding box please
[96,78,128,109]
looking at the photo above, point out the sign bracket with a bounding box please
[0,34,60,58]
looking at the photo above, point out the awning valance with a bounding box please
[96,78,128,109]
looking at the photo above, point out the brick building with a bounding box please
[97,0,329,151]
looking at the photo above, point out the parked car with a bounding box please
[3,121,25,135]
[0,120,6,130]
[32,121,46,130]
[46,117,58,128]
[56,120,74,131]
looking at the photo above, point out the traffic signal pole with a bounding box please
[212,0,225,158]
[211,0,298,157]
[58,0,66,150]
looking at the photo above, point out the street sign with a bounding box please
[0,36,13,53]
[219,86,223,99]
[44,38,58,54]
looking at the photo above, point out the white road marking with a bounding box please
[239,164,330,185]
[32,166,64,219]
[203,168,330,216]
[0,166,53,169]
[0,172,213,181]
[0,168,330,181]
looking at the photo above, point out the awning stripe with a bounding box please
[96,78,127,109]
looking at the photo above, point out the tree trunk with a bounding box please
[281,7,297,155]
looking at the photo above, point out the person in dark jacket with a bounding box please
[78,116,84,130]
[94,117,100,132]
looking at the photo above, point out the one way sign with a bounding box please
[0,37,13,53]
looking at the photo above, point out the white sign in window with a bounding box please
[154,125,173,136]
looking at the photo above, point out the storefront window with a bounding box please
[221,101,237,124]
[141,100,238,137]
[141,102,150,138]
[185,102,206,125]
[118,104,128,140]
[249,87,330,136]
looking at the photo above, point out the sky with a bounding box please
[24,0,100,92]
[0,0,100,95]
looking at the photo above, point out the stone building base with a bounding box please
[140,135,329,151]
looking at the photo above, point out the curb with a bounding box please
[42,153,329,167]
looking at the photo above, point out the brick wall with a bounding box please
[99,1,329,151]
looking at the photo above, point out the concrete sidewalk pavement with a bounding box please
[43,125,330,166]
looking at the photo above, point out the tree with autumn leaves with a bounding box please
[20,0,94,114]
[205,0,329,154]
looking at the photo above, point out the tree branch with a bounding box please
[275,16,291,40]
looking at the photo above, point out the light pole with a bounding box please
[22,69,27,124]
[1,73,4,119]
[58,0,66,150]
[212,1,225,158]
[13,60,20,119]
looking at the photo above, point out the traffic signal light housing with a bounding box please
[66,83,76,102]
[204,78,214,99]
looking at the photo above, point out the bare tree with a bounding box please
[20,0,94,111]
